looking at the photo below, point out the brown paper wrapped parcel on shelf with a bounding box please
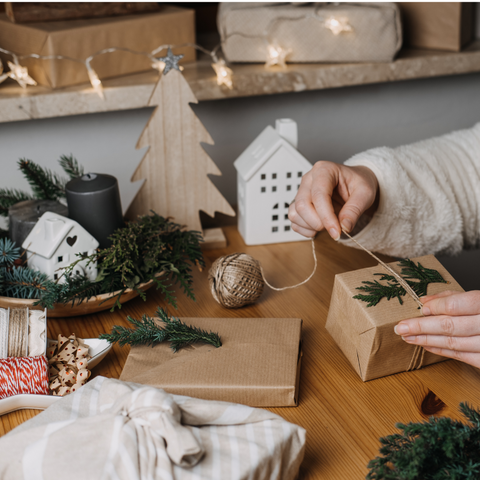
[398,2,475,52]
[0,6,195,88]
[325,255,464,382]
[218,2,402,63]
[120,317,303,407]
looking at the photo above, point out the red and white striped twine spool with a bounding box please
[0,355,49,399]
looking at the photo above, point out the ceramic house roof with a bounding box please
[22,211,99,259]
[234,125,312,182]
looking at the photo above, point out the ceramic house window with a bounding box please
[272,173,277,179]
[286,185,291,191]
[284,214,289,220]
[298,171,302,177]
[272,186,277,192]
[272,226,278,232]
[284,226,291,231]
[272,215,278,221]
[261,174,266,180]
[261,187,266,193]
[57,256,63,263]
[273,203,278,209]
[287,172,292,178]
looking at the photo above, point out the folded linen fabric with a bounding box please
[0,376,306,480]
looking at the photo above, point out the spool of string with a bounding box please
[208,239,317,308]
[8,308,28,357]
[0,355,50,399]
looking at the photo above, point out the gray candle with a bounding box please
[65,173,124,249]
[9,200,68,248]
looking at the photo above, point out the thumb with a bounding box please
[338,191,372,233]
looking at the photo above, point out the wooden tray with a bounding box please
[0,276,160,317]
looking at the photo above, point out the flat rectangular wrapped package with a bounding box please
[398,2,475,52]
[0,6,195,88]
[120,317,303,407]
[218,2,402,63]
[325,255,464,382]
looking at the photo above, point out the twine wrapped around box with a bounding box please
[218,2,403,64]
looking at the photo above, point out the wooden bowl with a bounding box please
[0,275,161,317]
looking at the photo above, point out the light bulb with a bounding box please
[6,61,37,88]
[87,68,104,100]
[324,16,353,35]
[265,44,291,69]
[212,59,233,89]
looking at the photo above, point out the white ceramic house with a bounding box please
[234,119,313,245]
[22,212,99,283]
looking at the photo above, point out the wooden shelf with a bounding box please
[0,40,479,123]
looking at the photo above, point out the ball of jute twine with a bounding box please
[208,239,318,308]
[208,253,265,308]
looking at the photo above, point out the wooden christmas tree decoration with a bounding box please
[127,50,234,247]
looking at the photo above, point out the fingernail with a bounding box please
[329,228,340,241]
[341,220,353,233]
[403,336,415,343]
[422,306,431,316]
[394,324,409,335]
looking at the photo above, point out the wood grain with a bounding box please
[2,225,480,479]
[127,69,235,232]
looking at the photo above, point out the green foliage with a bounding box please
[99,307,221,352]
[0,188,34,217]
[367,402,480,480]
[0,238,20,266]
[0,155,84,217]
[353,259,447,307]
[68,211,205,310]
[58,154,84,180]
[18,159,67,200]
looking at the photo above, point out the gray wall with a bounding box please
[1,74,480,289]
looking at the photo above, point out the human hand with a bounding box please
[288,161,379,240]
[395,290,480,369]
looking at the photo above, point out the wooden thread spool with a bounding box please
[208,253,265,308]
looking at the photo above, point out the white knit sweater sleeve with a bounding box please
[339,122,480,258]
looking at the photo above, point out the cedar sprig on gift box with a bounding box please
[353,259,447,307]
[367,402,480,479]
[100,307,222,352]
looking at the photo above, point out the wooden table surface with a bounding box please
[2,225,480,479]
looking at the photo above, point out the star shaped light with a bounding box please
[324,16,353,35]
[157,47,184,75]
[212,59,233,89]
[6,61,37,88]
[265,44,291,69]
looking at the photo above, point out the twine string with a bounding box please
[342,230,425,371]
[261,238,317,291]
[8,308,28,357]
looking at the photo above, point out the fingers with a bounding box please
[402,331,480,353]
[422,291,480,316]
[422,347,480,368]
[395,314,480,337]
[419,290,458,304]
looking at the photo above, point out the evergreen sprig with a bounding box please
[0,188,34,217]
[18,159,68,200]
[367,402,480,480]
[0,238,20,266]
[58,154,84,179]
[99,307,222,352]
[66,211,205,310]
[353,259,447,307]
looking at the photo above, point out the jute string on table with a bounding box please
[342,230,425,371]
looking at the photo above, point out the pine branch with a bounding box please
[100,314,167,347]
[354,259,447,307]
[0,187,34,217]
[58,154,84,179]
[157,307,222,352]
[0,238,20,266]
[99,308,222,352]
[18,158,67,200]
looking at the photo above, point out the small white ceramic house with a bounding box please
[234,119,313,245]
[22,211,99,283]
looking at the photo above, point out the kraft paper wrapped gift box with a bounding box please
[218,2,403,63]
[398,2,475,52]
[120,316,303,407]
[325,255,464,382]
[0,5,195,88]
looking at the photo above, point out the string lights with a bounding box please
[0,8,354,96]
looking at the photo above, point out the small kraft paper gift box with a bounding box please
[326,255,464,382]
[120,317,303,407]
[0,5,195,88]
[218,2,402,63]
[398,2,475,52]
